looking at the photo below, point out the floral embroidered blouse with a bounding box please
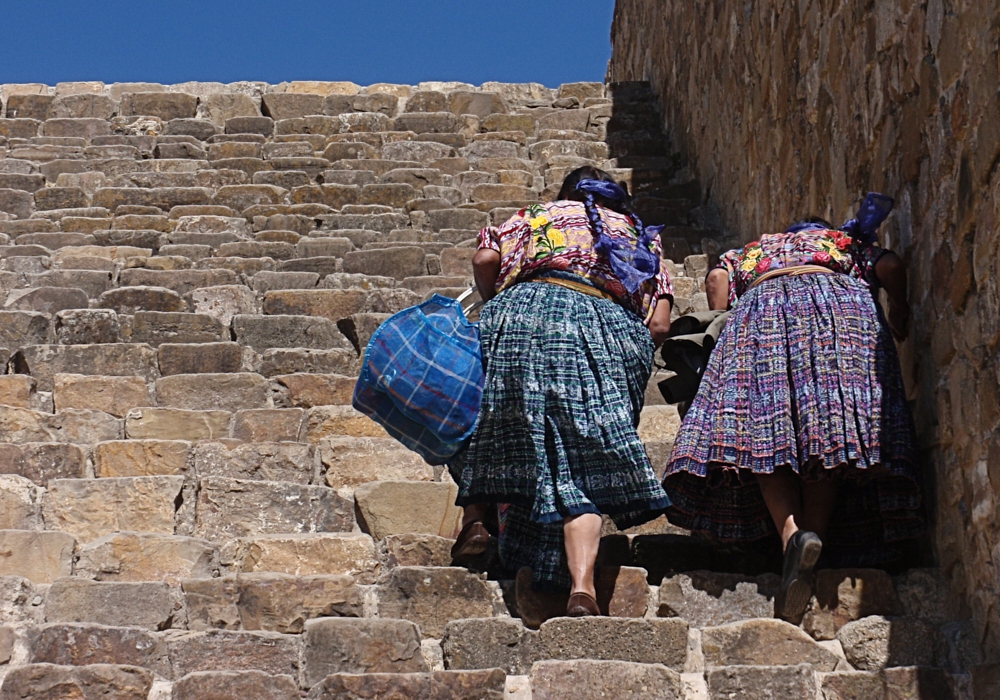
[477,200,674,321]
[713,228,886,307]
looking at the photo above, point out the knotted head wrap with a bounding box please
[839,192,894,245]
[784,192,894,245]
[574,178,663,294]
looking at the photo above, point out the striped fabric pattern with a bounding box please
[662,273,924,565]
[477,200,673,322]
[453,281,671,591]
[354,295,483,465]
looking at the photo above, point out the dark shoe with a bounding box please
[566,592,600,617]
[450,521,491,559]
[776,530,823,622]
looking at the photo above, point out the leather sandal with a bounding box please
[566,592,600,617]
[775,530,823,622]
[450,521,491,559]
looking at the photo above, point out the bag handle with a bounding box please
[456,287,484,315]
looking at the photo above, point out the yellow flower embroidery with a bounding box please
[529,214,550,230]
[746,247,763,260]
[741,257,758,272]
[819,240,844,260]
[546,228,566,247]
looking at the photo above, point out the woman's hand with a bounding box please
[648,297,672,348]
[887,303,910,342]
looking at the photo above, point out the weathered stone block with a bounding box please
[263,93,326,120]
[172,670,300,700]
[0,187,34,219]
[705,664,816,700]
[0,374,35,408]
[228,533,380,582]
[94,440,191,478]
[55,308,120,344]
[125,407,231,441]
[354,480,461,540]
[657,571,779,628]
[233,314,349,350]
[882,666,958,700]
[0,474,42,530]
[817,671,887,700]
[164,629,301,679]
[0,530,74,582]
[0,442,87,484]
[123,91,198,120]
[803,568,901,640]
[439,247,476,276]
[0,663,154,700]
[320,437,433,487]
[184,573,362,633]
[186,284,258,326]
[42,476,183,542]
[98,286,187,314]
[260,348,359,378]
[45,578,184,629]
[262,289,367,323]
[75,532,218,585]
[530,660,682,700]
[302,617,428,685]
[193,441,313,484]
[836,615,944,671]
[53,373,151,417]
[156,372,271,412]
[306,670,507,699]
[378,566,498,637]
[194,477,353,540]
[0,310,54,350]
[393,112,459,134]
[12,343,157,392]
[342,247,427,280]
[274,374,356,408]
[305,406,389,442]
[231,408,304,442]
[378,533,454,570]
[700,619,840,670]
[129,311,227,346]
[27,623,170,676]
[157,341,243,376]
[5,287,90,315]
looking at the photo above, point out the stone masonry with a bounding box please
[0,75,985,698]
[610,0,1000,686]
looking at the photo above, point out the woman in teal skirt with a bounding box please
[451,167,674,616]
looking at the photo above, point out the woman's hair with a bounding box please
[785,216,834,233]
[558,166,632,216]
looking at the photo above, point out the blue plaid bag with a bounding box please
[353,294,484,465]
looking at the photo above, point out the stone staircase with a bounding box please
[0,79,979,699]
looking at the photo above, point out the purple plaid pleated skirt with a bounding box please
[662,272,924,565]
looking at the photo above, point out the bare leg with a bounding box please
[756,465,803,552]
[564,513,602,598]
[800,478,838,541]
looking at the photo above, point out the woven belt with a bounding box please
[749,264,836,289]
[530,276,618,302]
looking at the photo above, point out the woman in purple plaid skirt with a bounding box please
[661,194,924,622]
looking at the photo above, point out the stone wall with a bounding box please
[610,0,1000,661]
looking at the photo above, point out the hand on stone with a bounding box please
[887,304,909,342]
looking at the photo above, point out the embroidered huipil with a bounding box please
[713,228,886,307]
[477,200,673,321]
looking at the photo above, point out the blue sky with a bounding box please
[1,1,615,88]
